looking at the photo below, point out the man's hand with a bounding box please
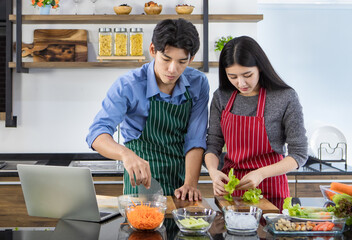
[121,150,152,188]
[174,184,202,201]
[208,168,229,196]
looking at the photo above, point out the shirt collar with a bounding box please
[146,60,190,99]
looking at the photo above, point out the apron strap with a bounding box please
[256,88,266,118]
[224,90,238,112]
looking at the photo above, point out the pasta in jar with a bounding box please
[130,28,143,56]
[114,28,128,56]
[99,28,112,56]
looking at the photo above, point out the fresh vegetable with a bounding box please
[126,201,164,230]
[325,188,343,200]
[224,168,240,201]
[214,36,234,52]
[283,197,332,219]
[178,217,210,229]
[314,222,335,231]
[283,197,308,218]
[330,182,352,196]
[328,193,352,225]
[242,188,263,204]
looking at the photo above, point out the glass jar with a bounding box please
[130,28,143,56]
[114,28,128,56]
[98,28,112,56]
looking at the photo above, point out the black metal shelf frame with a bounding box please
[5,0,210,127]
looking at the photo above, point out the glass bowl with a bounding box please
[117,194,167,217]
[222,206,262,235]
[320,185,341,202]
[125,200,167,231]
[264,214,346,236]
[172,207,217,235]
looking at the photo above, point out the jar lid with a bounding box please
[130,28,143,32]
[114,28,127,32]
[99,28,112,32]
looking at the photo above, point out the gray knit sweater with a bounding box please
[205,88,308,167]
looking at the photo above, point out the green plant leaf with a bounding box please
[214,36,234,52]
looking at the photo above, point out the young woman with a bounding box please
[205,36,307,199]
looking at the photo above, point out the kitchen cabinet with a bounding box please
[4,0,263,127]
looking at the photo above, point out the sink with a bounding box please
[69,160,124,172]
[0,161,47,171]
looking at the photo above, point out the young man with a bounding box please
[86,19,209,201]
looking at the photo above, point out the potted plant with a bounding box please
[214,36,234,52]
[32,0,60,14]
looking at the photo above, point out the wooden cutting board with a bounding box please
[215,196,279,213]
[165,196,212,216]
[21,29,88,62]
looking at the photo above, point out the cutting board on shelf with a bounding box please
[21,29,88,62]
[215,196,279,214]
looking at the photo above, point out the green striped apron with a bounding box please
[124,90,192,195]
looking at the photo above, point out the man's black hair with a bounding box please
[152,18,200,57]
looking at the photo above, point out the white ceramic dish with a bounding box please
[309,125,346,159]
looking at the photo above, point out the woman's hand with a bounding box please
[208,168,230,196]
[236,169,264,190]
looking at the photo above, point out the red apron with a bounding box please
[221,88,289,199]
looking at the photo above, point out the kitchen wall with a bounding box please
[4,0,349,165]
[257,0,352,164]
[0,0,258,152]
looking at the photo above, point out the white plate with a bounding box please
[309,126,346,159]
[282,208,333,222]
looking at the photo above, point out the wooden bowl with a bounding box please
[144,5,162,15]
[175,5,194,15]
[113,6,132,15]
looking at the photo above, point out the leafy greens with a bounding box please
[327,193,352,225]
[242,188,263,204]
[224,168,240,201]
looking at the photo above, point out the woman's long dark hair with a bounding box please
[219,36,291,91]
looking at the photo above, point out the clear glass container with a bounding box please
[98,28,112,56]
[129,28,143,56]
[114,28,128,56]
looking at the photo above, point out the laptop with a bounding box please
[17,164,120,222]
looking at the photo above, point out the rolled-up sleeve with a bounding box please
[86,79,130,149]
[183,75,209,154]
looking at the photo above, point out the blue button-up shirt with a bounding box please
[86,60,209,154]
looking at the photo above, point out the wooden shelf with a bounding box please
[8,61,219,69]
[0,113,5,121]
[9,14,263,24]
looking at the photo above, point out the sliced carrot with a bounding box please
[312,222,323,231]
[323,222,335,231]
[126,202,164,230]
[317,222,329,231]
[330,182,352,196]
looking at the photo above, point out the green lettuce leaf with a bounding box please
[242,188,263,203]
[223,168,240,201]
[331,193,352,225]
[283,197,308,217]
